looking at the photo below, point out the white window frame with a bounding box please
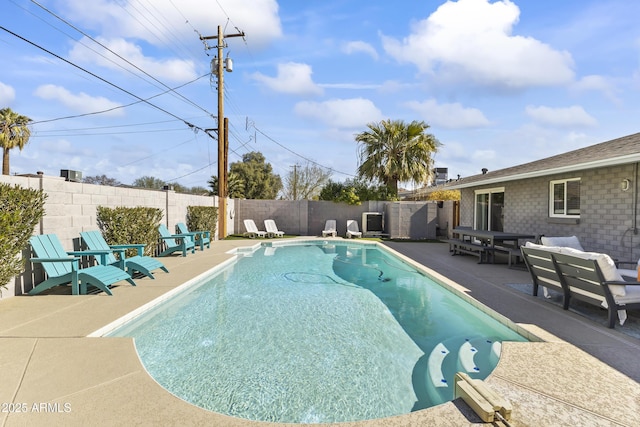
[474,187,505,231]
[549,178,581,218]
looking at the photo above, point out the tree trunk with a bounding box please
[2,148,9,175]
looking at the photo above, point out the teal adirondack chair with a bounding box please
[29,234,135,295]
[176,222,211,250]
[157,224,195,257]
[80,231,168,279]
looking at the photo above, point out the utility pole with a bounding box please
[200,26,244,240]
[291,164,298,200]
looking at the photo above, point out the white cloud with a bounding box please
[59,0,282,50]
[436,141,497,178]
[69,36,197,81]
[525,105,597,128]
[572,75,621,105]
[251,62,323,96]
[381,0,574,89]
[0,81,16,105]
[405,99,490,129]
[342,41,379,60]
[39,139,91,155]
[319,83,381,90]
[294,98,384,129]
[379,80,416,94]
[34,84,124,116]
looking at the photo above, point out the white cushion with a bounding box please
[540,236,584,251]
[558,247,626,297]
[615,285,640,304]
[618,269,637,280]
[525,241,563,253]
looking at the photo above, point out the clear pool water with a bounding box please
[108,241,526,423]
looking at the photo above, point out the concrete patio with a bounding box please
[0,239,639,426]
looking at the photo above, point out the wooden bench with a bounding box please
[494,245,524,268]
[448,239,491,263]
[521,246,640,328]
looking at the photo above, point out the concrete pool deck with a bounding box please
[0,239,638,426]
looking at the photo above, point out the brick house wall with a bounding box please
[457,163,639,262]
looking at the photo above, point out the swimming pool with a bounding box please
[107,241,527,423]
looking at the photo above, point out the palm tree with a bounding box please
[355,119,440,197]
[0,108,32,175]
[208,172,245,198]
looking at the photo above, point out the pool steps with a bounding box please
[458,341,479,373]
[427,343,450,388]
[427,338,502,390]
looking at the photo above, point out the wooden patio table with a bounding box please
[451,228,537,265]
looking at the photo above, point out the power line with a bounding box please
[120,0,196,61]
[30,74,209,126]
[31,127,186,138]
[30,0,216,120]
[121,136,199,168]
[34,118,196,133]
[252,126,356,178]
[0,25,203,132]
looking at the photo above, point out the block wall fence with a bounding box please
[0,173,220,298]
[232,199,439,240]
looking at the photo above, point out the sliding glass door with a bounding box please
[474,188,504,231]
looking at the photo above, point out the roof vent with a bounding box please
[481,168,488,175]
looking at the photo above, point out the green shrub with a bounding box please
[96,206,163,256]
[186,206,218,241]
[0,184,46,293]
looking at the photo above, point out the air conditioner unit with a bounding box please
[60,169,83,182]
[362,212,383,236]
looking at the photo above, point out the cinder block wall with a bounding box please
[307,200,387,237]
[232,199,308,235]
[234,199,435,239]
[385,202,437,239]
[0,174,217,298]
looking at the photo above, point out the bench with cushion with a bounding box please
[521,242,640,328]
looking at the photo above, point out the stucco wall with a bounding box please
[456,163,640,262]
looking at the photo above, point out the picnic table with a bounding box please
[449,228,537,265]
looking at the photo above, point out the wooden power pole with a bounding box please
[200,26,244,240]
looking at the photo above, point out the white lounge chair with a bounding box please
[322,220,337,237]
[264,219,284,238]
[243,219,266,238]
[346,220,362,238]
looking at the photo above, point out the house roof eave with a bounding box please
[446,152,640,190]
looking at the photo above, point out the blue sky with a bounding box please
[2,0,640,190]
